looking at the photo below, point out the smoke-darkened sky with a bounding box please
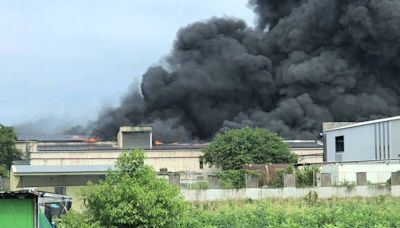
[91,0,400,142]
[0,0,253,126]
[6,0,400,142]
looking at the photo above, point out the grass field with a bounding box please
[180,195,400,227]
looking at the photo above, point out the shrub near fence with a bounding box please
[178,166,320,190]
[217,170,262,189]
[269,165,319,188]
[217,170,246,189]
[179,169,400,191]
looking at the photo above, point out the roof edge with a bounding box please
[324,116,400,132]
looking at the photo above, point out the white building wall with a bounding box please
[29,150,211,173]
[322,163,400,184]
[291,148,323,164]
[326,119,400,162]
[390,120,400,159]
[326,124,375,162]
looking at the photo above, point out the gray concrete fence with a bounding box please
[182,186,400,202]
[180,171,400,201]
[0,177,9,191]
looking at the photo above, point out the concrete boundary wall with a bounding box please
[182,186,398,202]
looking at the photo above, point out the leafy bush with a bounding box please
[295,166,319,187]
[182,181,209,190]
[269,165,319,188]
[79,149,187,227]
[338,180,356,192]
[218,170,246,189]
[0,125,22,172]
[303,191,318,206]
[0,165,8,177]
[269,168,286,188]
[203,127,297,170]
[56,210,99,228]
[216,170,262,189]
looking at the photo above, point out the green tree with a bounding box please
[203,127,297,170]
[80,149,187,228]
[56,210,99,228]
[0,125,22,176]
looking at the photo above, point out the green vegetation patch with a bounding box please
[181,197,400,227]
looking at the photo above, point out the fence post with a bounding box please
[208,174,220,189]
[245,174,259,188]
[0,177,9,191]
[391,171,400,186]
[168,173,181,186]
[283,174,296,187]
[321,173,332,187]
[356,172,367,186]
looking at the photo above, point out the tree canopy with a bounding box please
[203,127,298,170]
[0,125,22,176]
[79,149,187,227]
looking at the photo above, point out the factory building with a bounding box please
[16,126,323,169]
[11,126,323,210]
[324,116,400,162]
[16,126,214,173]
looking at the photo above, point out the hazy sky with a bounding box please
[0,0,254,126]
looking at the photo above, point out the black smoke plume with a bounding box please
[89,0,400,142]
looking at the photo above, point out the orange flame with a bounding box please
[86,137,99,143]
[154,140,163,145]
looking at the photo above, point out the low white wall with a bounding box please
[322,163,400,184]
[182,186,398,202]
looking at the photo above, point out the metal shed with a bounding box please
[0,191,50,228]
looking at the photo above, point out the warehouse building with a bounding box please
[11,126,323,210]
[324,116,400,162]
[16,126,323,170]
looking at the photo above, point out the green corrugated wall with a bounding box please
[0,199,34,228]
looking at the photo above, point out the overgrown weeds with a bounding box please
[181,197,400,227]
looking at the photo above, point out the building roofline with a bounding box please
[324,116,400,132]
[35,147,205,152]
[118,126,152,133]
[12,165,115,175]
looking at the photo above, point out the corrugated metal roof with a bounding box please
[152,143,208,150]
[31,141,322,152]
[0,191,38,199]
[37,143,116,151]
[325,116,400,132]
[27,140,323,153]
[17,134,77,141]
[13,165,114,174]
[283,140,323,149]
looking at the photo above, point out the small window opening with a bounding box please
[159,168,168,173]
[335,136,344,153]
[55,186,66,195]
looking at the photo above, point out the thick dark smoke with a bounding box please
[15,117,87,140]
[89,0,400,142]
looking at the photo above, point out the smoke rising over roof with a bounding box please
[89,0,400,142]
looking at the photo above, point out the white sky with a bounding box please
[0,0,255,126]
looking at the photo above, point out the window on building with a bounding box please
[335,136,344,153]
[199,160,204,169]
[159,168,168,173]
[55,186,66,195]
